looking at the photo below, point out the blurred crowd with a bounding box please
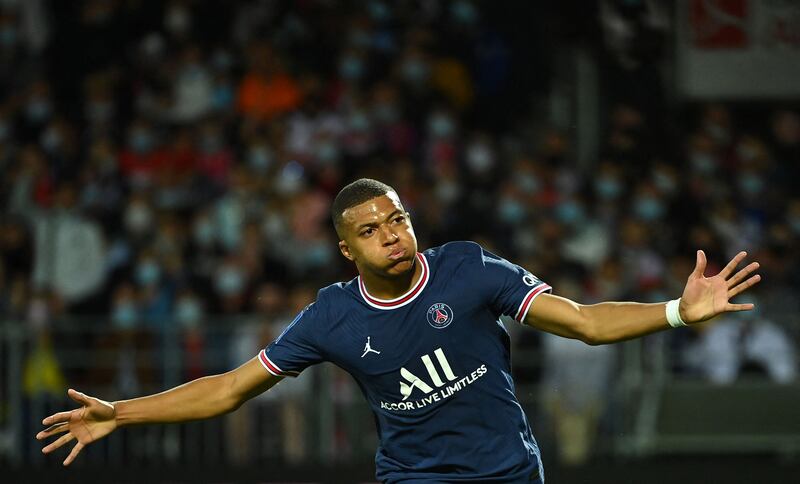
[1,0,799,465]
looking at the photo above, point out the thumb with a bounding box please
[68,388,91,406]
[690,250,707,279]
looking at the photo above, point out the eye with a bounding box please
[393,215,406,224]
[361,227,375,237]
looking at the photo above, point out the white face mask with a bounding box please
[40,126,62,153]
[125,202,154,235]
[215,267,245,296]
[124,202,153,235]
[465,143,494,174]
[175,298,203,328]
[165,5,191,34]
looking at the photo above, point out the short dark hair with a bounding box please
[331,178,397,239]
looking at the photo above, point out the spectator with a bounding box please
[237,41,303,121]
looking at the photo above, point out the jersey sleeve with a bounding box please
[472,244,552,323]
[258,301,325,378]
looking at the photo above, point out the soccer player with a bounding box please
[37,179,761,482]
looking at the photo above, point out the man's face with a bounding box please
[338,192,418,277]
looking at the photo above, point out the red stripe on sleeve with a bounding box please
[515,284,551,322]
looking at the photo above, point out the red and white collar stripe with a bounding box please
[358,253,430,310]
[515,284,552,322]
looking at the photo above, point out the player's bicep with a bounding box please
[224,357,282,409]
[523,293,592,343]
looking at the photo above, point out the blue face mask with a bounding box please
[789,216,800,235]
[738,175,764,196]
[339,56,365,81]
[306,243,333,267]
[690,152,716,174]
[595,177,622,200]
[26,99,52,123]
[634,196,665,221]
[451,1,478,25]
[212,85,233,110]
[556,201,585,225]
[401,59,429,84]
[368,0,391,21]
[136,261,161,286]
[349,112,371,132]
[373,103,398,123]
[316,142,339,164]
[40,128,62,153]
[194,219,215,246]
[429,115,455,138]
[216,268,244,295]
[498,198,526,224]
[516,174,540,193]
[276,161,305,195]
[87,101,114,122]
[248,145,273,172]
[349,30,372,49]
[200,136,222,154]
[130,130,154,153]
[113,303,138,330]
[176,299,203,327]
[0,26,17,47]
[652,171,677,194]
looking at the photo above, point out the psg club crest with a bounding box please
[427,303,454,329]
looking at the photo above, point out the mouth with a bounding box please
[388,247,407,261]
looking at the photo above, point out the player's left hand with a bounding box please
[679,250,761,324]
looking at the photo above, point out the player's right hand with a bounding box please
[36,388,118,466]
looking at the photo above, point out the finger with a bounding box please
[726,261,760,288]
[36,422,69,440]
[690,250,708,279]
[63,441,85,466]
[728,274,762,298]
[726,302,755,312]
[42,432,75,454]
[67,388,91,406]
[42,411,75,426]
[719,251,747,279]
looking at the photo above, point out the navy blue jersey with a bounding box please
[259,241,552,482]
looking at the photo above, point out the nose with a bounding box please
[380,224,399,246]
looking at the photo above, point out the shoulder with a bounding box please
[424,240,485,262]
[276,283,347,341]
[313,279,360,316]
[421,241,494,281]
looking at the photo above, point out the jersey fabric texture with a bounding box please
[259,241,552,483]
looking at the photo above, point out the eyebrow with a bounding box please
[354,209,403,232]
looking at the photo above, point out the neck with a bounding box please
[360,255,421,300]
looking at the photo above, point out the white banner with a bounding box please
[677,0,800,98]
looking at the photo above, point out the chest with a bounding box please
[327,283,508,381]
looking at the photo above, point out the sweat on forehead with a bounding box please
[342,192,403,220]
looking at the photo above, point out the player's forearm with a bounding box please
[581,301,670,345]
[113,373,236,426]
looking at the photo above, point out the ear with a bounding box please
[339,240,354,261]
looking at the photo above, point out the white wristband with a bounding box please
[666,299,687,328]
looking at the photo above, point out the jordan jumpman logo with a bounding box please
[361,336,381,358]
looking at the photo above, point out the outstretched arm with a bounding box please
[36,356,278,465]
[524,250,761,345]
